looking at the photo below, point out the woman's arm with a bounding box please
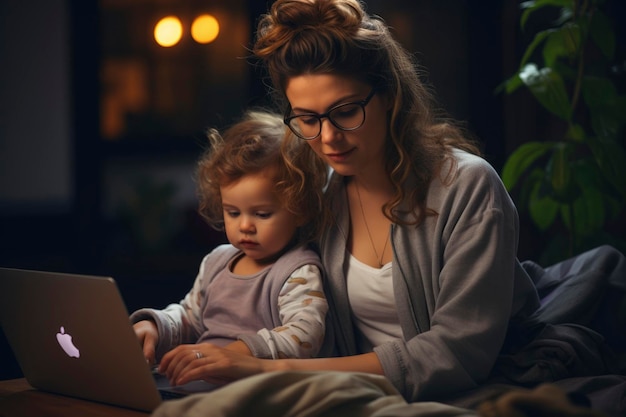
[159,344,384,386]
[281,351,384,374]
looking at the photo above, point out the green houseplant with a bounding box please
[501,0,626,264]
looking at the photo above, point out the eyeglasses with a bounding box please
[284,88,376,140]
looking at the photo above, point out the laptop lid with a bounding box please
[0,267,176,411]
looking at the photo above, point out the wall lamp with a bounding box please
[154,14,220,47]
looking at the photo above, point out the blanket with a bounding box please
[151,371,609,417]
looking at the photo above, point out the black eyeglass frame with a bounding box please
[283,88,377,140]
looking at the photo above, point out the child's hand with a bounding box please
[133,320,159,365]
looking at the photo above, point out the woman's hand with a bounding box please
[133,320,159,365]
[158,343,278,386]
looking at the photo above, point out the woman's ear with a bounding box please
[382,92,393,111]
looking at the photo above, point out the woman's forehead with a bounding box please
[285,74,369,109]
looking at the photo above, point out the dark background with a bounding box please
[1,0,624,380]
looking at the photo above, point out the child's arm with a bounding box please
[238,264,328,359]
[132,319,159,364]
[130,252,216,360]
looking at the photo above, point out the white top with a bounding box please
[345,252,402,352]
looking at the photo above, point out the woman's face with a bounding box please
[284,74,389,178]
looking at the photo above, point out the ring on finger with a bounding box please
[193,350,203,360]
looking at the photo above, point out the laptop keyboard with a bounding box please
[159,389,186,400]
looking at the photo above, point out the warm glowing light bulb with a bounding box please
[191,14,219,44]
[154,16,183,47]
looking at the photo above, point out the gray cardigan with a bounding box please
[319,149,540,401]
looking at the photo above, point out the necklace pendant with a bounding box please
[355,181,390,268]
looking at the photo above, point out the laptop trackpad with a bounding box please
[153,372,219,397]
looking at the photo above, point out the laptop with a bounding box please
[0,267,218,412]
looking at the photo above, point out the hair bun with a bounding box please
[254,0,368,71]
[272,0,363,32]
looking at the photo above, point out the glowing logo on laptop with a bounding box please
[56,326,80,358]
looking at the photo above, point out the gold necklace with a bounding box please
[354,182,389,268]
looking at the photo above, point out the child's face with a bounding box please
[220,170,302,266]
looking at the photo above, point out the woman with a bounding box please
[161,0,624,411]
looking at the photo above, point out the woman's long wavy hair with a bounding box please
[252,0,481,226]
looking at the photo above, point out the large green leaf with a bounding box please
[590,96,626,138]
[518,64,573,121]
[560,185,605,236]
[586,135,626,199]
[521,29,554,68]
[501,141,554,190]
[502,73,524,95]
[582,76,618,110]
[589,10,615,60]
[529,178,560,230]
[549,143,575,202]
[543,24,582,67]
[602,193,625,222]
[517,168,545,215]
[565,124,586,142]
[583,77,626,138]
[572,158,624,215]
[560,160,616,237]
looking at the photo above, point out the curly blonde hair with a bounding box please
[253,0,481,226]
[196,110,328,244]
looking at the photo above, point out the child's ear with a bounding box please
[296,216,308,228]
